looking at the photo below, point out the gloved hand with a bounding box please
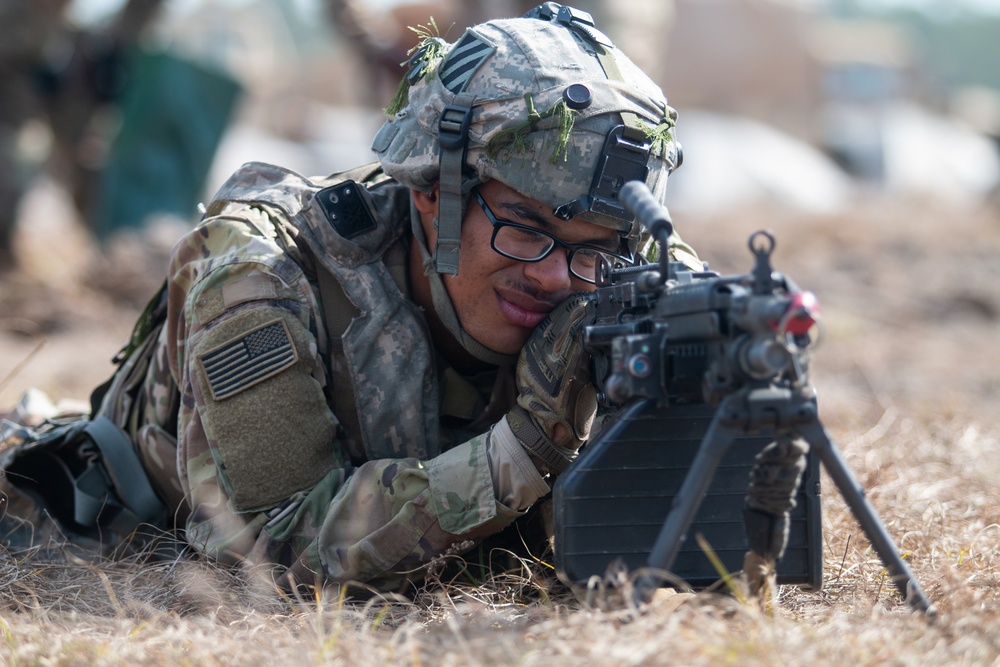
[506,292,598,475]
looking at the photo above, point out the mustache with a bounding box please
[501,278,565,310]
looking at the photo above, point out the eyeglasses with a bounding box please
[472,190,633,284]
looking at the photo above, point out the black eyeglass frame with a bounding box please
[472,189,633,284]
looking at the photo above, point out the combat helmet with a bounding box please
[373,2,682,277]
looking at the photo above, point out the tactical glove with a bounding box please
[506,292,598,475]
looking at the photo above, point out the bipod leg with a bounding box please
[633,396,743,604]
[796,417,936,617]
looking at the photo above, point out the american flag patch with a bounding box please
[199,319,298,400]
[438,30,495,93]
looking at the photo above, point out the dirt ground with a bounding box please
[1,177,999,665]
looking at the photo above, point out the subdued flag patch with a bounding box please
[198,319,298,400]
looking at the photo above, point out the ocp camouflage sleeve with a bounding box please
[165,205,521,590]
[667,232,703,272]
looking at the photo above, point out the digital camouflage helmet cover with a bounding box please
[372,3,682,276]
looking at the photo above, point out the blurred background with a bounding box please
[1,0,999,413]
[2,0,1000,263]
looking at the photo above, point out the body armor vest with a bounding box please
[202,161,442,462]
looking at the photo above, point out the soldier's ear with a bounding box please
[412,185,440,216]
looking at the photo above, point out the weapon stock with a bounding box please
[552,182,934,615]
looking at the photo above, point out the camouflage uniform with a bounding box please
[125,156,697,591]
[128,162,542,590]
[1,10,702,593]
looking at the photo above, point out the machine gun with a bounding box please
[552,182,934,615]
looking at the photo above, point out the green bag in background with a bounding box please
[97,49,241,237]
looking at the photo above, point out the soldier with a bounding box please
[0,5,700,595]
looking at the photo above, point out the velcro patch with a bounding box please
[438,30,495,93]
[198,319,298,400]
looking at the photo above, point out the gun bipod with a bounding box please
[632,388,935,617]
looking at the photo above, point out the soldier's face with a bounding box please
[418,180,619,356]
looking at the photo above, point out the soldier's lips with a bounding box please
[495,289,554,329]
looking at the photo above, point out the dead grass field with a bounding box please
[0,182,999,665]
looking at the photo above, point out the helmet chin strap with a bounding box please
[410,198,518,368]
[435,92,477,275]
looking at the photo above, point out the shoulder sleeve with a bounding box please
[167,209,525,589]
[666,231,703,272]
[168,210,343,554]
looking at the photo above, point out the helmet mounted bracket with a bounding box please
[553,124,651,232]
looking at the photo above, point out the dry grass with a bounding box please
[1,191,1000,665]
